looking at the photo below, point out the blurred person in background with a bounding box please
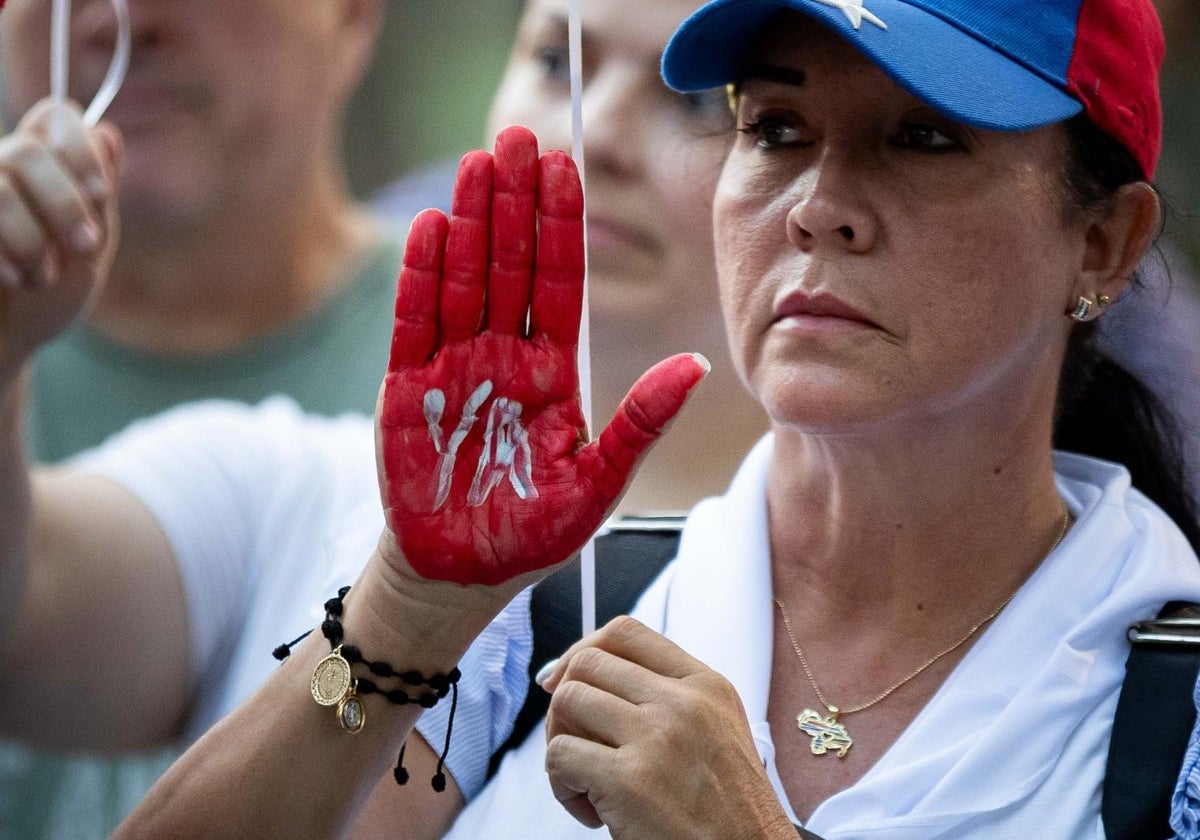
[375,0,768,514]
[0,0,389,835]
[4,0,391,461]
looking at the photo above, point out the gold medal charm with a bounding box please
[797,707,853,758]
[312,645,366,733]
[312,645,353,706]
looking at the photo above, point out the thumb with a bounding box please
[89,121,122,264]
[92,121,123,168]
[580,352,709,501]
[90,121,124,204]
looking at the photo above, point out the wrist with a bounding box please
[731,776,809,840]
[344,532,525,672]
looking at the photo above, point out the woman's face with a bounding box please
[716,13,1088,435]
[488,0,731,334]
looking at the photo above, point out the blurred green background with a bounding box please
[345,0,523,198]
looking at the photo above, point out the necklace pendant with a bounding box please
[797,707,853,758]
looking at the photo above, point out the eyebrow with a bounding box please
[542,12,667,65]
[538,14,570,37]
[738,64,808,88]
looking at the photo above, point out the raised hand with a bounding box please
[0,100,120,379]
[377,126,707,586]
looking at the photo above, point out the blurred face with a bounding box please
[1,0,370,236]
[716,14,1085,435]
[488,0,732,334]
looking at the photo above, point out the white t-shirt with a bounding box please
[450,436,1200,839]
[72,397,532,801]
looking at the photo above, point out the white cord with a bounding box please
[49,0,70,143]
[50,0,131,137]
[84,0,131,127]
[568,0,597,637]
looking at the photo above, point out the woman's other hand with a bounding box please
[541,616,798,839]
[376,125,708,587]
[0,99,120,380]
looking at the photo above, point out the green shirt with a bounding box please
[27,240,402,462]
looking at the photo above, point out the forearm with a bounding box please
[115,546,523,840]
[0,99,121,692]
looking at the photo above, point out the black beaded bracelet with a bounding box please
[273,585,461,791]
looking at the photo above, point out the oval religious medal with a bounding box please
[337,692,366,734]
[311,646,353,707]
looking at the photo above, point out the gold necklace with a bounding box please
[774,505,1071,759]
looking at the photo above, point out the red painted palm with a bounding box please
[378,127,706,586]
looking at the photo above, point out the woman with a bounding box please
[450,0,1200,837]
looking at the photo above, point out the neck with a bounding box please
[90,165,380,355]
[767,382,1067,638]
[589,314,768,516]
[611,364,767,514]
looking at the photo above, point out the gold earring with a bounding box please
[1070,296,1095,322]
[1097,294,1112,309]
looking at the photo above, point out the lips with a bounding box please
[97,73,212,131]
[773,290,881,329]
[585,214,660,256]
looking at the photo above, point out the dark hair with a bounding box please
[1055,114,1200,554]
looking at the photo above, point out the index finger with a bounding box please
[19,99,109,202]
[529,151,585,348]
[387,209,449,373]
[542,615,707,694]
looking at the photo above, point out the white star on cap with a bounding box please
[810,0,887,31]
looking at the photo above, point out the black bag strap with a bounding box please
[1102,601,1200,839]
[487,516,685,778]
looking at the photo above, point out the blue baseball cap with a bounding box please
[661,0,1164,177]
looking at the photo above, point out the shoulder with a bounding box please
[77,394,369,451]
[68,396,375,500]
[369,159,456,221]
[1053,451,1200,614]
[1054,450,1194,557]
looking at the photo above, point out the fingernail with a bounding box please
[71,221,100,253]
[691,353,712,374]
[534,658,560,690]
